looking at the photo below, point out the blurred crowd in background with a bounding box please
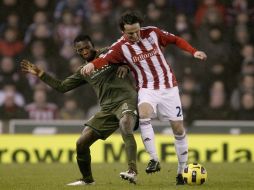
[0,0,254,126]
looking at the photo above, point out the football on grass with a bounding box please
[182,163,207,185]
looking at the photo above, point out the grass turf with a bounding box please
[0,163,254,190]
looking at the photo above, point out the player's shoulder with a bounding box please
[97,47,109,55]
[141,26,159,32]
[141,26,158,30]
[110,37,126,48]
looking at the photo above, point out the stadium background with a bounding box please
[0,0,254,189]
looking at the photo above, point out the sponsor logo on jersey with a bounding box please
[132,48,159,63]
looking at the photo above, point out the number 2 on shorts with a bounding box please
[176,106,182,117]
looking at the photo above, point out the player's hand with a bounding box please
[194,51,207,61]
[117,65,129,78]
[20,59,44,77]
[80,63,95,76]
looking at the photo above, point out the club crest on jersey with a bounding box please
[121,103,129,110]
[147,37,155,44]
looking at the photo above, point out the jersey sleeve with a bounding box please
[92,42,125,69]
[154,27,197,55]
[40,71,87,93]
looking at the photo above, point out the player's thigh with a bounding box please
[138,88,157,118]
[85,111,119,140]
[157,87,183,121]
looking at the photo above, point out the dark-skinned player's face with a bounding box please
[123,23,141,42]
[74,40,96,61]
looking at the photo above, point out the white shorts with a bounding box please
[138,87,183,121]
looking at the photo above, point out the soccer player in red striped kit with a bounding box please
[81,11,207,185]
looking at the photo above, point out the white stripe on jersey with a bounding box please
[121,44,144,87]
[150,31,174,87]
[131,43,155,89]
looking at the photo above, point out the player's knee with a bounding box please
[171,121,185,136]
[120,114,135,134]
[138,103,153,119]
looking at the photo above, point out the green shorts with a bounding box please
[85,100,137,140]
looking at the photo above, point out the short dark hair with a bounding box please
[119,11,144,31]
[73,34,94,47]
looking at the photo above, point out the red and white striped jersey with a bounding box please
[92,26,197,90]
[25,103,59,120]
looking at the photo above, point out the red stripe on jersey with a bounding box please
[150,43,170,88]
[127,45,148,88]
[137,41,160,89]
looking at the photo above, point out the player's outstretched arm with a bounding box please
[194,51,207,61]
[20,59,44,77]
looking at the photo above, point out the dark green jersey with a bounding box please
[39,50,137,109]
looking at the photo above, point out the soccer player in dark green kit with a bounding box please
[20,35,138,185]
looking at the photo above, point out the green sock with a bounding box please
[76,154,94,182]
[122,134,137,173]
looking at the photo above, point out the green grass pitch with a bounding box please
[1,163,254,190]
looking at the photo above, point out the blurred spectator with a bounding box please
[233,25,251,48]
[231,74,254,110]
[59,43,76,60]
[202,80,234,120]
[144,3,169,30]
[54,0,86,24]
[59,97,85,119]
[181,92,197,126]
[25,22,57,56]
[195,0,225,28]
[0,56,31,101]
[24,11,53,45]
[87,13,112,45]
[85,0,113,17]
[237,92,254,120]
[0,12,24,36]
[241,60,254,75]
[0,83,25,107]
[199,26,231,65]
[168,0,197,17]
[54,10,81,46]
[174,13,193,35]
[0,0,21,23]
[0,89,27,120]
[241,44,254,64]
[0,27,24,57]
[22,0,55,23]
[89,26,111,49]
[226,0,254,27]
[25,89,59,120]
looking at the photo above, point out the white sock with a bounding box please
[174,132,188,174]
[140,118,158,161]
